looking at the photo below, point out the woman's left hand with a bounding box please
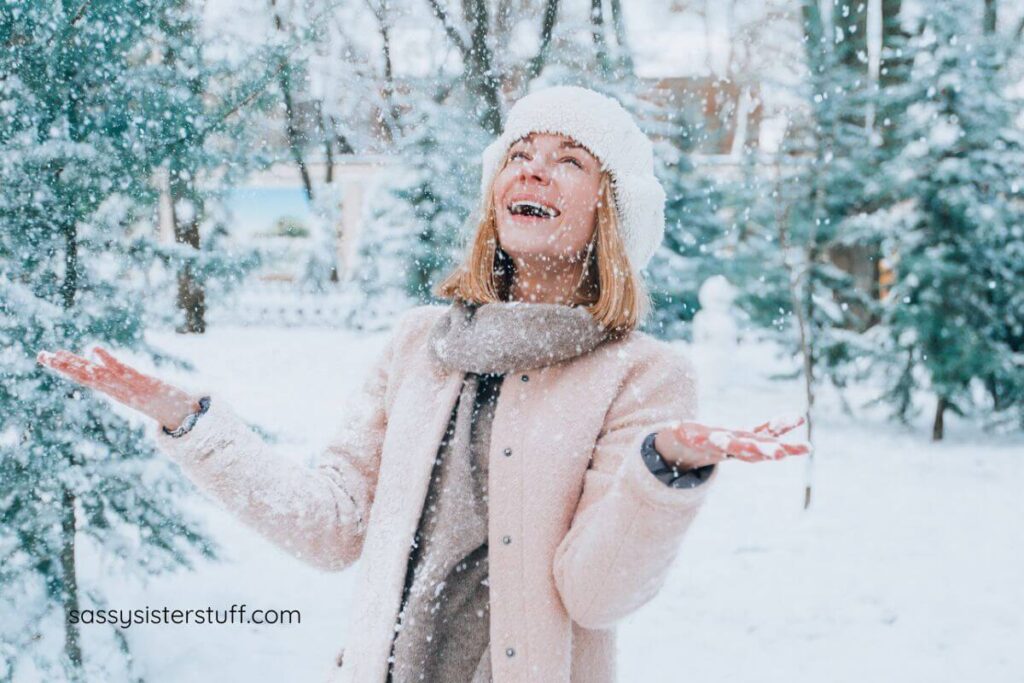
[654,415,811,470]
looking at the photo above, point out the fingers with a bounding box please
[42,350,100,382]
[730,438,783,461]
[667,418,815,466]
[92,346,121,368]
[752,414,805,437]
[38,349,127,399]
[90,346,145,384]
[682,431,749,465]
[781,440,812,456]
[714,437,765,463]
[729,435,812,461]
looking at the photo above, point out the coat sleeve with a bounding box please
[639,431,717,488]
[150,323,400,572]
[552,348,719,629]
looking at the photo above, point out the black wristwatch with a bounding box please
[640,431,716,488]
[162,396,212,438]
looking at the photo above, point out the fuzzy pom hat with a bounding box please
[479,85,666,273]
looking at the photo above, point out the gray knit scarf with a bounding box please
[429,298,609,374]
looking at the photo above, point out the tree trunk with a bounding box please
[426,0,505,134]
[772,160,816,511]
[369,0,401,143]
[879,0,912,144]
[56,214,84,676]
[466,0,503,134]
[590,0,609,74]
[316,111,341,283]
[608,0,633,71]
[59,484,83,675]
[163,6,207,334]
[272,1,314,202]
[524,0,560,81]
[324,121,335,184]
[799,245,817,511]
[170,160,207,334]
[932,395,948,441]
[834,0,868,72]
[59,218,78,311]
[278,67,314,202]
[983,0,996,34]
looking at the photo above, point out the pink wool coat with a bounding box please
[153,304,720,682]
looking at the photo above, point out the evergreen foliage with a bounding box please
[862,2,1024,432]
[0,1,271,677]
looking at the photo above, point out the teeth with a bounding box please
[509,200,559,219]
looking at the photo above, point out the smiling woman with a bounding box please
[437,132,645,333]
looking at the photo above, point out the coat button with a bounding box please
[506,647,515,657]
[520,374,529,382]
[502,535,512,545]
[503,447,512,457]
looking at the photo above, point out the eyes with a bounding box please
[509,150,584,169]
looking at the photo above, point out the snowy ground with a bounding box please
[73,321,1023,682]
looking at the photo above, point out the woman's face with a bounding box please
[491,132,603,263]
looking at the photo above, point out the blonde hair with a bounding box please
[434,171,650,335]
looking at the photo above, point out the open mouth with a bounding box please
[507,200,561,220]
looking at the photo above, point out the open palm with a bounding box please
[657,415,811,469]
[37,346,200,430]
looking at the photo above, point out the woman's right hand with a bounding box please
[37,346,203,431]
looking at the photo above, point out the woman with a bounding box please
[38,85,809,683]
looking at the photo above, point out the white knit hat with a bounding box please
[479,85,666,273]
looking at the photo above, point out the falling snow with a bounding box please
[3,0,1023,681]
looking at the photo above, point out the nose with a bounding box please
[518,156,551,185]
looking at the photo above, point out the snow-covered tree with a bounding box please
[645,106,727,340]
[728,1,884,404]
[0,2,272,677]
[359,87,492,302]
[863,1,1024,437]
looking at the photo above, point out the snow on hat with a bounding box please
[479,85,666,273]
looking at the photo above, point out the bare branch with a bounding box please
[426,0,469,56]
[69,1,92,27]
[270,0,314,202]
[525,0,560,81]
[590,0,608,70]
[363,0,385,22]
[609,0,633,71]
[364,0,401,141]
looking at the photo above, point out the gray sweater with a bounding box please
[386,372,714,683]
